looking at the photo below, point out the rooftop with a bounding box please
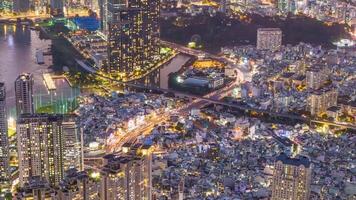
[276,153,311,168]
[257,28,282,32]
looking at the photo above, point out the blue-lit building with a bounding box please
[71,17,100,31]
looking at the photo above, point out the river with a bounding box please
[0,24,78,117]
[159,54,191,89]
[0,23,192,116]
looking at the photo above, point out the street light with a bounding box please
[176,76,184,83]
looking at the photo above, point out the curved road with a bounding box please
[94,72,356,130]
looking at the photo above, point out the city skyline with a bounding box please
[0,0,355,199]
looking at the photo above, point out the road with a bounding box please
[81,42,356,168]
[106,112,172,153]
[93,69,355,131]
[105,77,241,153]
[91,42,356,154]
[93,65,355,135]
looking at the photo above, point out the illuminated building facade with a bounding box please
[62,119,84,172]
[15,73,34,117]
[17,114,82,187]
[100,143,152,200]
[306,66,330,90]
[0,83,9,188]
[256,28,282,51]
[271,153,312,200]
[58,169,101,200]
[106,0,160,75]
[307,87,338,116]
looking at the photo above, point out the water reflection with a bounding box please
[0,23,188,115]
[132,54,191,89]
[0,24,80,116]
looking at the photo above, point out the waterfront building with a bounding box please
[100,143,153,200]
[256,28,282,51]
[106,0,160,75]
[15,73,34,117]
[0,82,10,189]
[307,87,338,116]
[271,153,312,200]
[17,114,82,187]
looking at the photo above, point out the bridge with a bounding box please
[93,72,356,130]
[73,39,355,130]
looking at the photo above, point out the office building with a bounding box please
[306,66,330,90]
[15,73,34,117]
[106,0,160,75]
[16,176,57,200]
[256,28,282,51]
[100,143,152,200]
[0,83,10,188]
[307,87,338,116]
[271,153,312,200]
[58,169,100,200]
[17,114,82,187]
